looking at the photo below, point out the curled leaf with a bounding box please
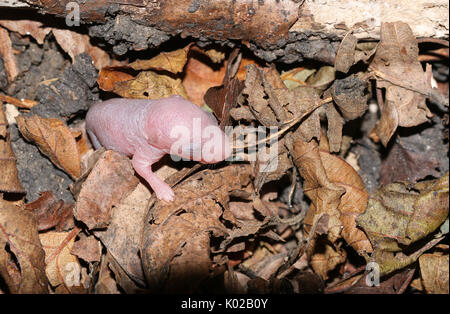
[16,115,81,179]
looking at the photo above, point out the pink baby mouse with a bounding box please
[86,95,231,202]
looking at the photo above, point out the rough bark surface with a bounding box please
[2,0,448,63]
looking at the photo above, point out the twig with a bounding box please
[417,38,449,47]
[232,97,332,151]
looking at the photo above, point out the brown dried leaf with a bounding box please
[183,52,226,106]
[141,164,252,292]
[52,29,110,69]
[0,199,48,293]
[25,191,74,231]
[294,139,372,253]
[94,183,151,285]
[310,239,347,280]
[39,229,85,293]
[326,103,344,153]
[0,20,52,45]
[129,45,191,73]
[0,27,19,82]
[335,32,358,73]
[203,49,244,125]
[241,245,287,280]
[305,66,335,90]
[95,255,120,294]
[70,234,102,264]
[0,104,25,193]
[74,150,139,230]
[380,139,440,186]
[0,93,37,109]
[419,252,449,294]
[97,67,134,92]
[357,172,449,275]
[371,22,433,146]
[16,115,82,179]
[113,71,188,100]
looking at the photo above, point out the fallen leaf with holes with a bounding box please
[141,164,252,292]
[357,172,449,276]
[70,234,102,263]
[113,71,188,100]
[0,199,48,293]
[94,183,151,286]
[52,29,111,69]
[371,22,433,146]
[74,150,139,230]
[294,139,372,253]
[39,230,85,293]
[419,250,449,294]
[16,115,82,179]
[24,191,74,231]
[129,44,192,73]
[380,138,440,186]
[0,104,25,193]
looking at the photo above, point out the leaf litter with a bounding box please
[0,19,448,294]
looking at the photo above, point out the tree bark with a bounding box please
[1,0,448,63]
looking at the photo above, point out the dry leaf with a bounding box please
[357,172,449,275]
[419,252,449,294]
[94,183,151,286]
[24,191,74,231]
[70,234,102,263]
[0,27,19,82]
[371,22,433,146]
[97,67,134,92]
[16,115,82,179]
[380,138,440,186]
[52,29,110,69]
[0,199,48,293]
[183,51,226,106]
[294,139,372,253]
[95,255,120,294]
[0,104,25,193]
[335,32,358,73]
[39,229,85,293]
[113,71,188,99]
[141,164,252,292]
[310,239,347,280]
[0,20,52,45]
[129,45,191,73]
[74,150,139,230]
[0,93,37,109]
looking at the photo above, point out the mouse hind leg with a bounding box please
[131,145,174,202]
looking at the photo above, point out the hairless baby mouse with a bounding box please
[86,95,231,202]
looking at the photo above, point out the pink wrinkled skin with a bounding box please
[86,95,231,202]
